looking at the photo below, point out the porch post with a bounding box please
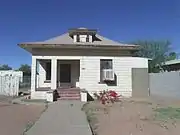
[51,58,57,90]
[31,56,37,92]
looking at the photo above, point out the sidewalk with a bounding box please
[26,101,92,135]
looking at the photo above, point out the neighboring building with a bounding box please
[163,59,180,71]
[19,28,149,100]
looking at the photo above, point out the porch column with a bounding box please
[31,56,37,92]
[51,58,57,90]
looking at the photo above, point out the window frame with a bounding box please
[100,59,113,83]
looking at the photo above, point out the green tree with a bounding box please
[166,52,178,61]
[133,40,171,73]
[18,64,31,75]
[0,64,12,70]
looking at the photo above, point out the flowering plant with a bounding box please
[94,90,120,104]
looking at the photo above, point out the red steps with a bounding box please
[56,88,81,100]
[58,94,80,100]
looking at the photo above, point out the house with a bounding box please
[19,28,149,100]
[163,59,180,72]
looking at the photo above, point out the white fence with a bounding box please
[0,71,23,96]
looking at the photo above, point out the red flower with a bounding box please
[94,90,120,105]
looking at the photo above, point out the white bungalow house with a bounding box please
[19,28,149,100]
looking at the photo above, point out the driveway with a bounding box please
[26,101,92,135]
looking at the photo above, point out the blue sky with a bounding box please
[0,0,179,68]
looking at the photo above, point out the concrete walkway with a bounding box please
[26,101,92,135]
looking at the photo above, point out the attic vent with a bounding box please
[75,35,91,42]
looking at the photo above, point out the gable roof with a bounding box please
[19,28,139,50]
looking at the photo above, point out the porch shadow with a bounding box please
[87,93,94,101]
[53,90,60,101]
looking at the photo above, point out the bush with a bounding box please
[94,90,120,104]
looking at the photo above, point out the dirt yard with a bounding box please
[83,98,180,135]
[0,97,46,135]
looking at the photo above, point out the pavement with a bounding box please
[26,100,92,135]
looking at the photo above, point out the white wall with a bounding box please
[79,57,148,97]
[31,91,47,99]
[32,55,148,98]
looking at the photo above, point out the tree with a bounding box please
[166,52,178,61]
[133,40,172,73]
[0,64,12,70]
[18,64,31,75]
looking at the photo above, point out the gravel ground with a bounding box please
[0,98,46,135]
[83,98,180,135]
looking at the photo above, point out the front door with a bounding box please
[60,64,71,83]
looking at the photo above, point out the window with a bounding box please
[86,35,89,42]
[100,59,113,69]
[77,35,80,42]
[46,62,51,80]
[79,35,86,42]
[100,59,113,82]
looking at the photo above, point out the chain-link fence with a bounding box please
[19,76,31,92]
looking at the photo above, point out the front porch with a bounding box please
[31,57,85,100]
[32,58,80,91]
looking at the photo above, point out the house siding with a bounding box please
[31,52,148,98]
[79,57,148,97]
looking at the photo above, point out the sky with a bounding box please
[0,0,179,68]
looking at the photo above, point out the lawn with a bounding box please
[155,107,180,120]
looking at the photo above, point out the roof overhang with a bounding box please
[18,43,140,53]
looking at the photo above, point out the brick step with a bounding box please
[58,97,81,100]
[58,91,80,94]
[56,88,81,91]
[59,94,80,97]
[58,92,80,95]
[55,88,81,100]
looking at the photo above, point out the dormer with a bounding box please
[68,28,97,43]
